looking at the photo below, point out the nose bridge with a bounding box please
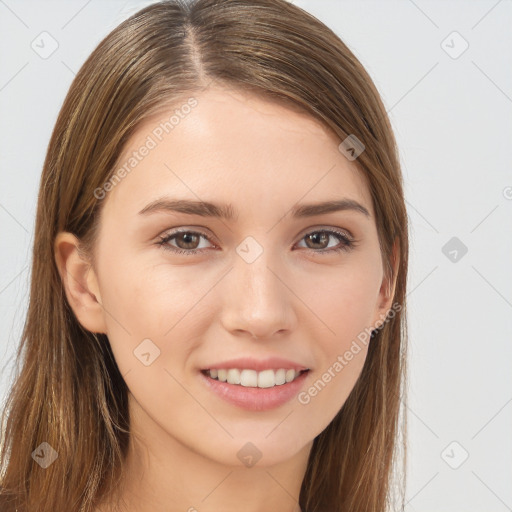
[221,239,293,337]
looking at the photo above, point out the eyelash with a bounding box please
[156,228,356,256]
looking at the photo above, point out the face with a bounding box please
[64,86,396,468]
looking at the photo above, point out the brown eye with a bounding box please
[297,229,354,254]
[304,232,330,249]
[173,232,201,250]
[157,230,214,255]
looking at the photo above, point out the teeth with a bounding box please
[205,368,305,388]
[239,369,257,387]
[275,368,286,385]
[227,368,240,384]
[285,369,296,383]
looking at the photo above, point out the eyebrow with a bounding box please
[138,197,370,219]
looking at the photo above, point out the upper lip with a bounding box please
[201,357,310,372]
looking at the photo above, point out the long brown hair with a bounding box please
[0,1,409,510]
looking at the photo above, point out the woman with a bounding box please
[0,1,409,511]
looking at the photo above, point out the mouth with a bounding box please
[199,367,311,411]
[201,368,310,388]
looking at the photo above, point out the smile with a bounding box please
[199,368,311,411]
[202,368,308,388]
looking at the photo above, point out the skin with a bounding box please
[55,86,398,512]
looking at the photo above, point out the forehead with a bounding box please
[102,86,374,221]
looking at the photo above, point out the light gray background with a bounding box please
[1,1,511,510]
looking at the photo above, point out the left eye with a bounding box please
[157,231,214,255]
[157,228,355,256]
[296,230,354,252]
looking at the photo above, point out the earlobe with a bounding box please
[54,232,107,334]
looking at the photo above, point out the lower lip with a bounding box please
[199,370,310,411]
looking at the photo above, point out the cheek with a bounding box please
[99,249,185,330]
[297,271,376,424]
[97,255,215,369]
[301,261,381,343]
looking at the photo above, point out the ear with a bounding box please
[372,237,400,327]
[54,232,107,334]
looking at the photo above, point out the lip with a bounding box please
[199,369,310,411]
[200,356,310,372]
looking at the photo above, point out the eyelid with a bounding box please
[295,224,354,241]
[157,226,217,242]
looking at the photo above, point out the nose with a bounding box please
[220,248,296,339]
